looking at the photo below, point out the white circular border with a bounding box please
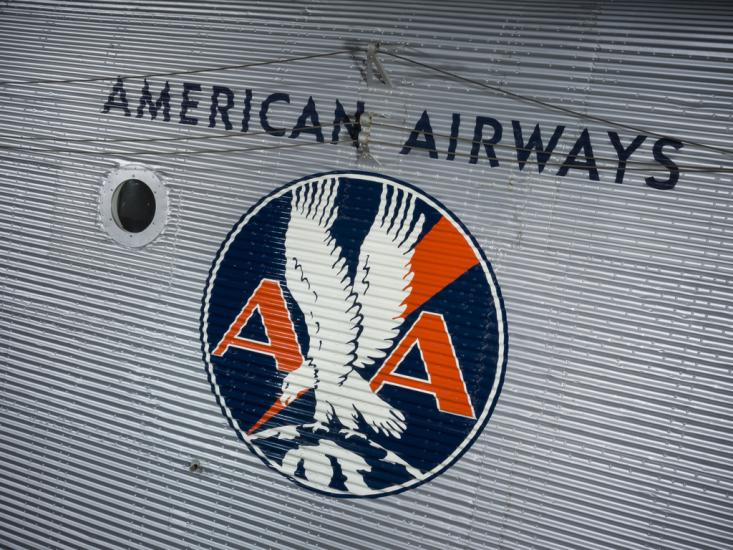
[99,164,168,248]
[202,172,507,497]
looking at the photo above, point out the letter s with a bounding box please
[645,138,683,190]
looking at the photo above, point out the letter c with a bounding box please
[259,93,291,136]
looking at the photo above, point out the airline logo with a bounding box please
[200,171,507,497]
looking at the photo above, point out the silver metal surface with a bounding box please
[0,1,732,549]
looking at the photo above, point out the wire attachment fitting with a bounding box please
[365,43,392,88]
[357,112,379,165]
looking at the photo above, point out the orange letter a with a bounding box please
[212,279,303,372]
[370,312,475,418]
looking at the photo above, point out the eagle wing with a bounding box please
[338,185,425,439]
[352,184,426,370]
[280,177,359,405]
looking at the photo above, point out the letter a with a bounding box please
[370,312,475,418]
[212,279,303,372]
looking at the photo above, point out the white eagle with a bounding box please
[279,176,425,439]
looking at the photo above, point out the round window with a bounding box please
[100,165,168,247]
[112,179,157,233]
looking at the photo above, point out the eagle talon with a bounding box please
[301,421,330,435]
[338,428,367,441]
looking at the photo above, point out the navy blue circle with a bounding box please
[200,170,508,498]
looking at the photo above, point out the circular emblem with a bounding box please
[201,171,507,497]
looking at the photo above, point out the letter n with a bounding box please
[370,312,475,418]
[212,279,303,372]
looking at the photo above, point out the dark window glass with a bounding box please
[114,179,156,233]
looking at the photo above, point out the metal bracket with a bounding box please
[357,112,379,165]
[365,43,392,88]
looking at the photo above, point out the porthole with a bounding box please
[112,179,156,233]
[100,165,168,248]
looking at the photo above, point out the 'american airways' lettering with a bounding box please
[102,78,683,190]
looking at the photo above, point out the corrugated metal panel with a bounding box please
[0,0,731,548]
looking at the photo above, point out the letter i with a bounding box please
[447,113,460,161]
